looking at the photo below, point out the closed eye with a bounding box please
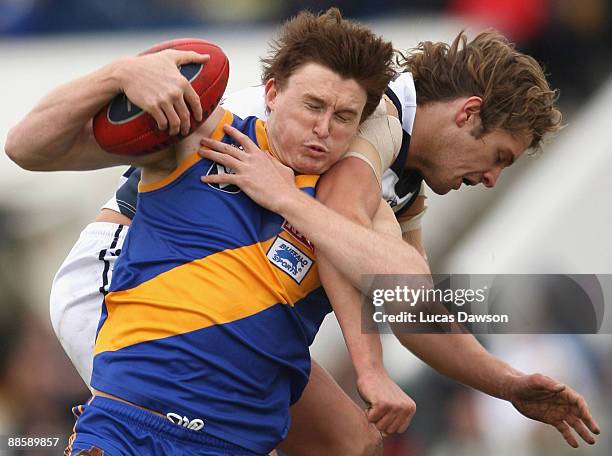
[305,102,322,111]
[497,150,515,167]
[335,113,351,123]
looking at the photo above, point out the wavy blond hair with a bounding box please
[397,30,562,150]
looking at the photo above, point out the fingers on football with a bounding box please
[555,421,579,448]
[183,83,203,122]
[149,106,168,131]
[173,97,191,136]
[160,101,182,136]
[170,50,211,65]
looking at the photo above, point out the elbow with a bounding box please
[4,127,19,164]
[5,126,47,171]
[5,127,32,170]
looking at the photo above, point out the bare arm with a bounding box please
[397,194,427,259]
[315,158,416,434]
[5,50,210,171]
[271,186,429,284]
[391,198,514,398]
[200,123,430,289]
[314,156,381,372]
[393,206,600,447]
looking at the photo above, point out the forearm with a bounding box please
[397,333,521,399]
[318,252,385,376]
[6,61,123,170]
[277,190,430,289]
[394,209,520,399]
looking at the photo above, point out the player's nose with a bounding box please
[482,168,502,188]
[313,112,332,138]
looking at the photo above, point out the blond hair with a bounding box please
[397,30,562,149]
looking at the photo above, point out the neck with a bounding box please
[171,131,203,159]
[265,122,282,163]
[404,104,432,172]
[173,110,225,159]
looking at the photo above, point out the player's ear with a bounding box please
[455,96,482,128]
[264,79,278,111]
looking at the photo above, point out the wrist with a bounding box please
[497,369,524,401]
[274,186,310,217]
[356,363,388,384]
[354,356,386,380]
[101,57,131,94]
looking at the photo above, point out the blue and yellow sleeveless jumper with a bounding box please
[90,110,332,453]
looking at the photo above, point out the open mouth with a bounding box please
[463,178,475,186]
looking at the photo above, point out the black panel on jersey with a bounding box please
[384,86,412,178]
[394,170,423,217]
[384,86,421,216]
[384,86,403,124]
[391,130,411,178]
[116,167,141,219]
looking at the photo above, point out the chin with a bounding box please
[433,187,451,195]
[296,161,329,175]
[424,179,450,195]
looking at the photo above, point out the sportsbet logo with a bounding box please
[267,237,313,284]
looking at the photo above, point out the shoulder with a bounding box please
[221,86,268,120]
[386,72,417,135]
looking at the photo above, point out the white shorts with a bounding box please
[50,222,129,387]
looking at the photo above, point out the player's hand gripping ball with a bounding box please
[93,38,229,155]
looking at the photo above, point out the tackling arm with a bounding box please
[315,157,416,435]
[393,204,600,448]
[390,193,517,399]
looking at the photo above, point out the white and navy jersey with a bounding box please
[382,72,423,215]
[101,167,140,218]
[101,74,423,219]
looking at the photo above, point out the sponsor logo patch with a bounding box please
[282,220,314,251]
[267,237,313,284]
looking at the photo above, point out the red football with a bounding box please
[93,38,229,155]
